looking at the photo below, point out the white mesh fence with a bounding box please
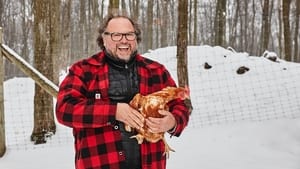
[3,46,300,150]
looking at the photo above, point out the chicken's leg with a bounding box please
[162,138,175,158]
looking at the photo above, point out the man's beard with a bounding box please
[105,49,137,63]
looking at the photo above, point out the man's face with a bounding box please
[102,17,138,62]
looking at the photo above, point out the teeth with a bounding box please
[118,45,129,48]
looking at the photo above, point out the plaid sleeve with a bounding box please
[167,98,189,137]
[56,63,116,129]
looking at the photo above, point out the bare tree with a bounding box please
[228,0,240,49]
[154,0,160,49]
[243,1,249,52]
[0,0,3,27]
[20,0,31,63]
[58,0,71,74]
[188,0,192,45]
[0,27,6,157]
[108,0,119,14]
[31,0,59,144]
[177,0,192,114]
[282,0,292,61]
[87,0,101,55]
[277,0,283,57]
[294,0,300,62]
[250,0,257,54]
[160,0,168,47]
[146,0,153,50]
[228,0,237,48]
[177,0,189,87]
[79,1,86,58]
[214,0,226,47]
[260,0,271,54]
[193,0,198,45]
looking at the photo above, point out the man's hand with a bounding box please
[115,103,144,129]
[146,110,176,133]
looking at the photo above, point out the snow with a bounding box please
[1,45,300,169]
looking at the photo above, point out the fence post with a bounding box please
[0,27,6,157]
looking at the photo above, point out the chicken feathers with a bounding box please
[126,86,190,157]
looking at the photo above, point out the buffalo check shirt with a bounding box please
[56,51,190,169]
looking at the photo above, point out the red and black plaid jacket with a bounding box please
[56,51,189,169]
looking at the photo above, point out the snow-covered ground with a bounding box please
[1,45,300,169]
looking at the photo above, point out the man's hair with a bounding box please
[96,13,142,50]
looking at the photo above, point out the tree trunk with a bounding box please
[59,0,71,73]
[294,0,300,62]
[278,0,283,58]
[188,0,192,45]
[250,0,256,54]
[177,0,192,114]
[31,0,58,144]
[91,0,101,53]
[0,27,6,157]
[108,0,119,14]
[214,0,226,47]
[243,1,249,51]
[130,0,139,20]
[282,0,292,61]
[121,0,126,14]
[79,1,86,58]
[260,0,270,54]
[193,0,198,45]
[0,0,3,26]
[160,0,168,47]
[177,0,188,87]
[146,0,153,50]
[238,2,244,50]
[51,0,61,85]
[229,0,239,48]
[154,0,160,49]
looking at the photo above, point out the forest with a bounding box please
[1,0,300,79]
[0,0,300,151]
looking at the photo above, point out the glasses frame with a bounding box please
[103,31,137,42]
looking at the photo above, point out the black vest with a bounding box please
[105,52,141,169]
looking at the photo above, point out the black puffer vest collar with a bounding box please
[104,50,137,70]
[105,51,139,103]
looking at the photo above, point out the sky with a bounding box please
[1,45,300,169]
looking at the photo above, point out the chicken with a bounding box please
[126,86,190,157]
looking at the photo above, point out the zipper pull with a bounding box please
[125,64,128,69]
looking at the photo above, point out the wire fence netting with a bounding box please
[3,46,300,150]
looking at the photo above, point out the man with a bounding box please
[56,13,190,169]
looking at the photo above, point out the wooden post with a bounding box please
[0,27,6,157]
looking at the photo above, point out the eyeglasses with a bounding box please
[103,32,137,41]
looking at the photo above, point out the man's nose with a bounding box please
[120,35,128,42]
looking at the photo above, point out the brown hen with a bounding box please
[126,86,190,157]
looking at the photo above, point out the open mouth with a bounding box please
[118,45,130,52]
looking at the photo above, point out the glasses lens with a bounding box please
[125,33,136,41]
[111,33,123,41]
